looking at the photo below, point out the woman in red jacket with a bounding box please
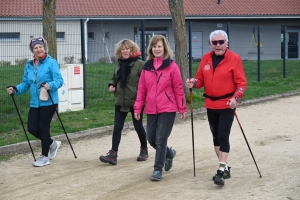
[186,30,247,186]
[134,35,187,181]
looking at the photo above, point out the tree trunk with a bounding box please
[168,0,189,94]
[43,0,58,118]
[43,0,57,59]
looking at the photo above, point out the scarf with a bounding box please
[34,53,46,69]
[116,57,138,88]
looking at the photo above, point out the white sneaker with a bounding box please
[33,155,50,167]
[49,141,61,160]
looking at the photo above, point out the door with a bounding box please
[191,32,203,59]
[135,31,168,57]
[287,32,299,59]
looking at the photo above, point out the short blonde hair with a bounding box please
[29,37,48,53]
[114,39,140,59]
[146,35,173,60]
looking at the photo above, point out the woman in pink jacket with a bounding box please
[134,35,187,181]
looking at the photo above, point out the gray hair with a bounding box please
[209,30,229,41]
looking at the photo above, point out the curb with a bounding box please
[1,90,300,155]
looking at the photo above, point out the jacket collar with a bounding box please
[143,58,172,71]
[29,53,48,65]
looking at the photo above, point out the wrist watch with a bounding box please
[235,96,239,102]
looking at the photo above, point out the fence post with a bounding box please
[227,22,230,49]
[80,19,87,108]
[257,25,261,82]
[141,19,145,61]
[283,26,286,78]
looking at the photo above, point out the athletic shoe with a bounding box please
[33,155,50,167]
[49,141,61,160]
[137,147,148,161]
[212,166,231,181]
[151,170,162,181]
[99,150,117,165]
[164,147,176,171]
[214,170,225,186]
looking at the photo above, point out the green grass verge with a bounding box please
[0,60,300,147]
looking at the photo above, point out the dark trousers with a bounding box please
[27,105,56,156]
[146,112,176,171]
[207,108,235,153]
[111,106,147,152]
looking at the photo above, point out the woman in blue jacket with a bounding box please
[6,37,63,167]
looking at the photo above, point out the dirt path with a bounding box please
[1,95,300,200]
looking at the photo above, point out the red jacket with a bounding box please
[134,57,187,114]
[194,49,247,109]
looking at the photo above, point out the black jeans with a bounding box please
[207,108,235,153]
[111,106,147,152]
[27,105,56,156]
[146,112,176,171]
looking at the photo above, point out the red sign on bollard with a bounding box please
[74,66,80,74]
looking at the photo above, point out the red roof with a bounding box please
[1,0,299,17]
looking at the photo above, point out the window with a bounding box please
[88,32,94,40]
[56,32,65,41]
[0,32,20,41]
[134,27,168,53]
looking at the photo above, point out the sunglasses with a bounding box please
[31,37,44,43]
[211,40,225,45]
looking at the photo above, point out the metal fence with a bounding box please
[0,18,299,121]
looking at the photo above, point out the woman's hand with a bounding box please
[43,83,50,90]
[134,113,140,120]
[181,112,187,120]
[6,87,14,95]
[109,86,115,92]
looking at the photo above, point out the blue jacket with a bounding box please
[15,54,63,108]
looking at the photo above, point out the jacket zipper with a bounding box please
[157,72,162,84]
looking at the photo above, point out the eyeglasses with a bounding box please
[211,40,225,45]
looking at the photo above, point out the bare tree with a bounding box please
[168,0,189,94]
[101,23,112,63]
[43,0,57,59]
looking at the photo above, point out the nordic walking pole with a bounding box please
[46,88,77,159]
[6,86,36,161]
[234,112,262,178]
[189,87,196,177]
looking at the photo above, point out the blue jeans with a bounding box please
[146,112,176,171]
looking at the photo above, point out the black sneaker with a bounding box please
[212,166,231,181]
[137,147,148,161]
[164,147,176,171]
[151,170,162,181]
[214,170,225,186]
[99,150,117,165]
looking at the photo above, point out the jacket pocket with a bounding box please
[164,91,173,103]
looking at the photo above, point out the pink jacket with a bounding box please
[134,57,187,115]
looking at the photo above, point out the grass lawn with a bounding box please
[0,60,300,146]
